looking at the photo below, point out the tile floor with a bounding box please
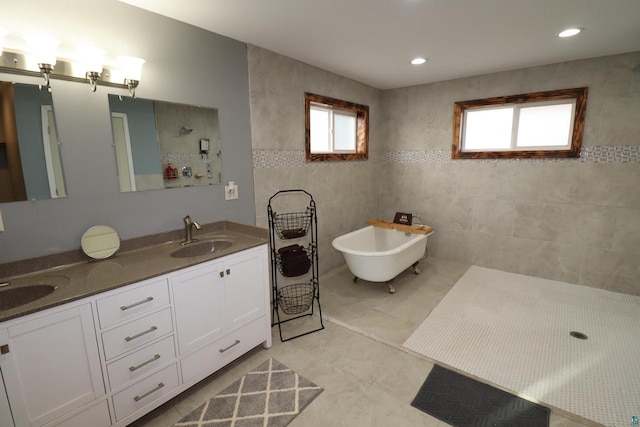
[131,257,591,427]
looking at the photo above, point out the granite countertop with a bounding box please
[0,221,269,323]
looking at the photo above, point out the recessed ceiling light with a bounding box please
[558,27,583,38]
[411,57,428,65]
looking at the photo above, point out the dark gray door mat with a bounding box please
[173,358,322,427]
[411,365,550,427]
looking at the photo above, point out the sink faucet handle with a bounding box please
[183,215,192,224]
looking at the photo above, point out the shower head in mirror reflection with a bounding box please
[179,126,193,135]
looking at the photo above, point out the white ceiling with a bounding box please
[124,0,640,89]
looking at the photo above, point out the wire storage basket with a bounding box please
[272,209,312,240]
[277,282,315,315]
[276,244,312,277]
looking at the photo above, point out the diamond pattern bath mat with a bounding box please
[173,358,323,426]
[412,364,549,427]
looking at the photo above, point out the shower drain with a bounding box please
[570,331,588,340]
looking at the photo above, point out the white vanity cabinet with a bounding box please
[171,261,225,356]
[95,277,178,424]
[0,241,271,427]
[172,245,271,384]
[0,303,106,427]
[1,368,15,426]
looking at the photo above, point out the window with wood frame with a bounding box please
[452,87,588,159]
[305,93,369,161]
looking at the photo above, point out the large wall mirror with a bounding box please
[0,81,67,203]
[108,94,222,192]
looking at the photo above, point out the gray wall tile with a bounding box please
[249,46,640,294]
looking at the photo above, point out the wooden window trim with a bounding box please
[305,93,369,162]
[451,87,588,159]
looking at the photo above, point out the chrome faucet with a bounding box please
[181,215,202,245]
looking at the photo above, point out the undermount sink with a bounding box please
[170,240,233,258]
[0,274,69,312]
[0,285,58,311]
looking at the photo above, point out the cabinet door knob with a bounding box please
[219,271,224,278]
[226,269,231,275]
[0,344,8,354]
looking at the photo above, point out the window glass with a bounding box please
[463,107,513,150]
[310,106,330,153]
[333,111,357,151]
[517,103,573,147]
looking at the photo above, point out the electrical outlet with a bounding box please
[225,184,238,200]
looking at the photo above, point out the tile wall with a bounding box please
[248,45,382,273]
[249,46,640,294]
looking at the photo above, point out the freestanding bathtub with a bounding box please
[332,225,434,293]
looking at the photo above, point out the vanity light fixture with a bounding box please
[24,35,60,91]
[411,57,428,65]
[0,30,136,93]
[558,27,583,38]
[118,55,145,98]
[77,45,106,92]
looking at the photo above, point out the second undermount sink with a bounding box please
[170,240,233,258]
[0,284,58,311]
[0,274,69,312]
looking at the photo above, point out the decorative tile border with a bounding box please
[581,145,640,163]
[253,145,639,168]
[252,149,307,168]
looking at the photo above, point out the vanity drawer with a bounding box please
[181,316,267,383]
[112,363,179,422]
[102,308,173,360]
[97,278,170,329]
[107,335,176,391]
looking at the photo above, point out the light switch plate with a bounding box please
[225,185,238,200]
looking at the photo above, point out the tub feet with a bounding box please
[412,261,420,275]
[386,280,396,294]
[354,276,394,293]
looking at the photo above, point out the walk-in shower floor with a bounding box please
[404,266,640,426]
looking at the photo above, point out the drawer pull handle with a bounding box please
[121,296,154,311]
[125,326,158,342]
[133,382,164,402]
[219,339,240,353]
[129,354,161,372]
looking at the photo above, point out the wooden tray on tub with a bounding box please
[367,218,434,235]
